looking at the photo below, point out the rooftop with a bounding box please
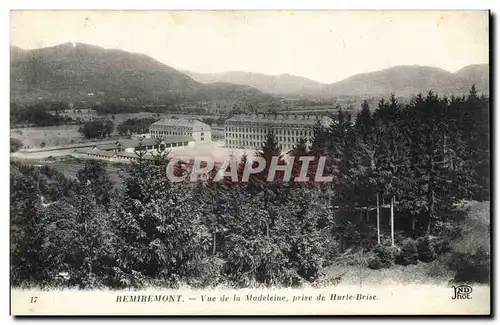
[151,118,210,128]
[95,136,194,150]
[75,148,155,160]
[226,114,333,126]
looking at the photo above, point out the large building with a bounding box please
[150,118,211,144]
[224,114,333,150]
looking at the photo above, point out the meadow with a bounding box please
[10,125,83,148]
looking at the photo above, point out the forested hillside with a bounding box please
[10,43,271,104]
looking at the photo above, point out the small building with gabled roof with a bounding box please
[93,135,195,153]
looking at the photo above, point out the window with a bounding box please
[201,137,205,141]
[201,132,204,136]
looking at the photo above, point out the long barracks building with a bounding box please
[224,114,333,151]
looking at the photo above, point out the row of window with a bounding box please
[225,127,312,137]
[226,143,261,149]
[225,133,311,142]
[225,142,296,150]
[152,127,191,132]
[152,131,191,137]
[225,138,309,147]
[151,131,205,137]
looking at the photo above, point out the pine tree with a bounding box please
[255,132,285,186]
[258,132,282,159]
[310,120,329,157]
[290,137,315,187]
[375,95,410,245]
[352,114,383,244]
[291,137,309,157]
[404,91,453,236]
[326,109,357,213]
[355,100,373,138]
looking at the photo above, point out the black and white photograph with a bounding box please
[9,9,491,315]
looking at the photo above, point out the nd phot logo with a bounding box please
[451,285,473,300]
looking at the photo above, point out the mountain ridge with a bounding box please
[10,43,489,103]
[185,64,489,98]
[181,70,325,96]
[10,43,272,104]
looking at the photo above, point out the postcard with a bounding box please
[10,10,491,316]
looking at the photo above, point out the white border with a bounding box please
[3,1,498,10]
[2,1,498,324]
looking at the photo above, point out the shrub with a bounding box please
[182,257,225,288]
[10,138,23,153]
[394,231,409,246]
[368,245,399,269]
[425,260,452,279]
[295,237,325,282]
[367,254,384,270]
[432,238,451,255]
[416,236,437,262]
[446,201,490,284]
[449,246,490,284]
[396,238,419,266]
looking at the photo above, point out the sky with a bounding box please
[10,10,489,84]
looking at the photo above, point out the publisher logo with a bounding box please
[451,285,473,300]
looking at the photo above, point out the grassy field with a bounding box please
[322,259,454,286]
[10,125,84,148]
[10,112,225,150]
[10,123,126,149]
